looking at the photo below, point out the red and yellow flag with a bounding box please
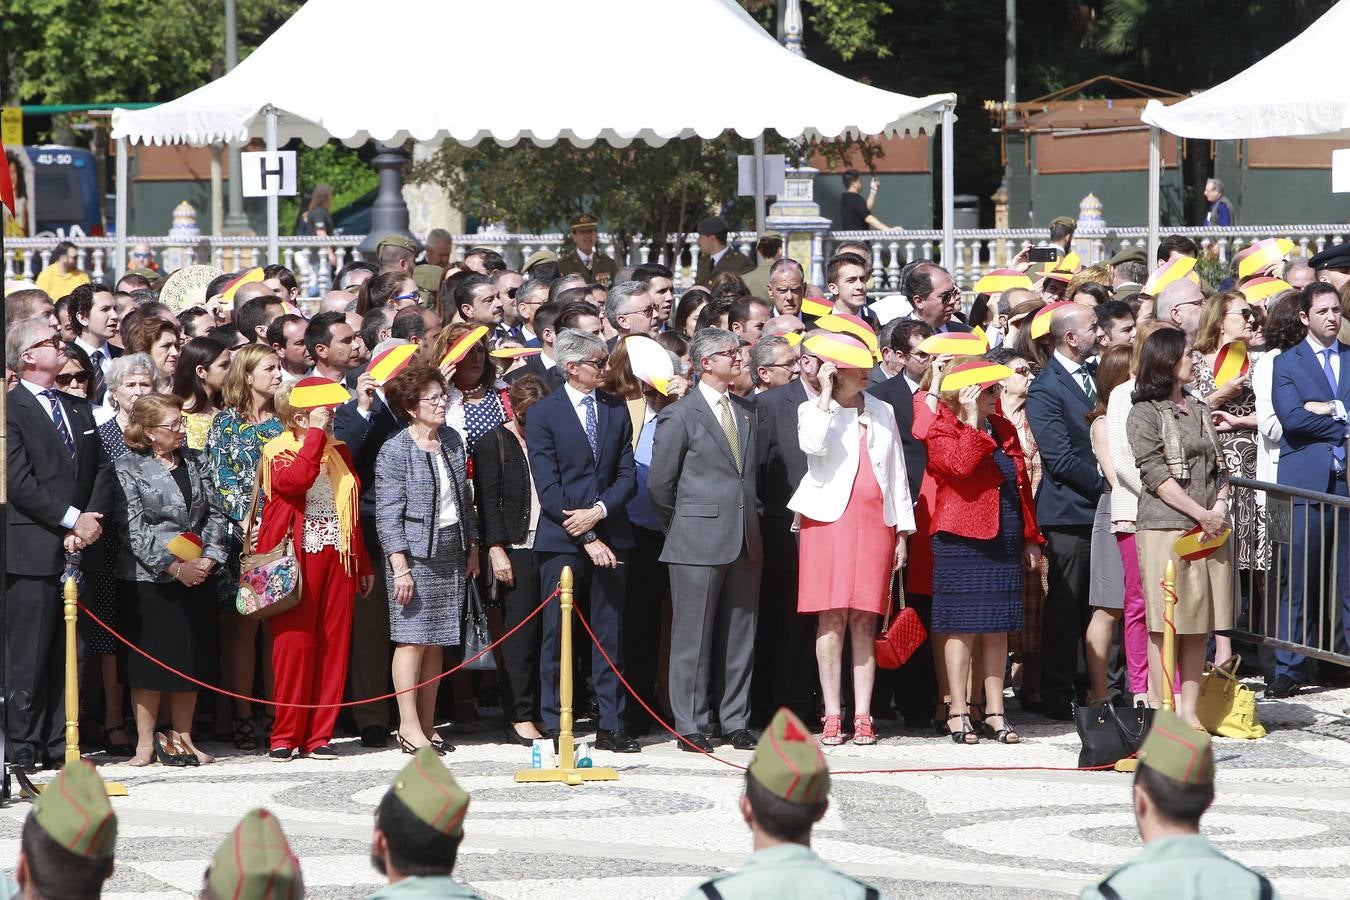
[290,376,351,409]
[166,532,204,561]
[816,313,880,360]
[1173,524,1231,561]
[1029,301,1076,340]
[800,296,834,319]
[974,268,1035,295]
[941,359,1014,392]
[440,326,489,368]
[1238,276,1292,303]
[367,343,418,385]
[1213,341,1250,388]
[1142,256,1196,297]
[917,331,988,356]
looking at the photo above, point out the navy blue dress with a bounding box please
[931,442,1025,634]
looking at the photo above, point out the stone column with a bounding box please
[357,143,417,258]
[765,166,833,288]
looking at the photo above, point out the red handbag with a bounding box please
[875,577,927,669]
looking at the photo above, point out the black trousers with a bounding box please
[497,546,542,724]
[751,519,817,725]
[624,526,668,733]
[538,549,628,732]
[1039,525,1094,712]
[4,575,68,761]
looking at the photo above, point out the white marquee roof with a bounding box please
[112,0,955,148]
[1141,0,1350,140]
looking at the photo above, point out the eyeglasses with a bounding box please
[1174,299,1205,308]
[56,371,90,387]
[577,356,609,369]
[504,287,520,300]
[709,348,740,361]
[936,288,962,303]
[151,419,187,431]
[764,361,800,371]
[417,395,448,407]
[624,304,659,318]
[25,336,62,353]
[903,348,932,361]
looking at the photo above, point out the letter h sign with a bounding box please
[241,150,297,198]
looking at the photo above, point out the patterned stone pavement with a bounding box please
[3,683,1349,899]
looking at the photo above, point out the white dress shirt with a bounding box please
[20,379,82,528]
[698,379,730,415]
[1055,349,1094,396]
[708,247,727,270]
[74,336,110,376]
[1305,336,1346,420]
[562,382,606,516]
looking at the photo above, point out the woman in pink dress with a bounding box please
[789,333,915,746]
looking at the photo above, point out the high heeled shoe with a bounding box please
[946,714,979,745]
[153,732,188,767]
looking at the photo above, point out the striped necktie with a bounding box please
[719,395,741,471]
[41,389,77,459]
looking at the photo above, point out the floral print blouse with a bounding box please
[206,408,284,525]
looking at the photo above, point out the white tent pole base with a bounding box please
[941,102,956,276]
[1147,125,1161,269]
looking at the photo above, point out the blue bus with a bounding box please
[25,144,105,237]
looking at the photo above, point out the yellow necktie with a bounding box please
[719,395,741,470]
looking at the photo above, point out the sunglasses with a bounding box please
[504,287,519,300]
[56,371,90,387]
[25,336,62,353]
[577,356,609,369]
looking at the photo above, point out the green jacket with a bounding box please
[557,250,618,286]
[685,844,880,899]
[1081,835,1276,900]
[368,875,484,899]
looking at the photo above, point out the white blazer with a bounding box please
[787,394,916,532]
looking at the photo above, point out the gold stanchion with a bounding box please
[1114,560,1177,774]
[64,575,127,796]
[516,567,617,786]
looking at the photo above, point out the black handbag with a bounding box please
[460,577,497,671]
[1074,701,1153,768]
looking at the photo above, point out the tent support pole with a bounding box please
[266,107,279,265]
[753,133,766,236]
[941,102,955,275]
[115,138,128,282]
[1147,125,1161,270]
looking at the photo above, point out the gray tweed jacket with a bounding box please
[374,426,478,560]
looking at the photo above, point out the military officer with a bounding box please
[1081,710,1279,899]
[12,760,118,899]
[558,213,619,287]
[200,808,304,899]
[694,215,756,288]
[743,231,783,298]
[368,746,484,898]
[686,708,881,899]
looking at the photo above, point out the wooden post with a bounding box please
[62,574,127,796]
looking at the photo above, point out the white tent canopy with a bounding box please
[1137,0,1350,260]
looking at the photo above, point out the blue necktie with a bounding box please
[1323,349,1345,469]
[41,389,76,459]
[581,394,598,461]
[90,349,105,400]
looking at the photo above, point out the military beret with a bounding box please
[522,248,558,273]
[207,808,303,900]
[1310,240,1350,272]
[1137,709,1215,786]
[391,746,470,838]
[1049,215,1078,230]
[698,215,730,236]
[569,213,600,232]
[748,708,830,805]
[32,759,117,859]
[125,266,162,282]
[377,233,420,256]
[413,264,445,294]
[1107,246,1146,267]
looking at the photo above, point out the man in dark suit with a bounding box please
[1026,303,1107,719]
[1269,283,1350,697]
[66,282,122,405]
[333,367,405,747]
[649,328,763,751]
[526,329,640,753]
[904,264,972,335]
[6,318,113,771]
[505,302,565,391]
[694,216,754,288]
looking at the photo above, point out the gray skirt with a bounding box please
[1090,491,1125,610]
[387,527,466,646]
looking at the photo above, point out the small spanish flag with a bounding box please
[803,333,873,370]
[1173,524,1231,561]
[816,313,880,360]
[281,300,305,318]
[975,268,1035,295]
[1041,270,1073,285]
[1029,301,1076,340]
[1236,238,1295,281]
[626,335,674,395]
[800,296,834,319]
[367,343,418,385]
[917,331,988,356]
[941,359,1014,392]
[1213,341,1250,388]
[489,346,543,360]
[440,326,489,368]
[166,532,204,561]
[1142,255,1196,297]
[221,267,265,305]
[1238,276,1292,303]
[783,332,803,347]
[1041,251,1080,276]
[290,376,351,409]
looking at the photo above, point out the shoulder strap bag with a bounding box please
[235,465,303,620]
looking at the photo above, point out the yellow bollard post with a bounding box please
[516,567,618,786]
[1161,559,1177,713]
[63,574,127,796]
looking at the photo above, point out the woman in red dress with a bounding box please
[789,334,915,746]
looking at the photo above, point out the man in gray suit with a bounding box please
[648,328,763,753]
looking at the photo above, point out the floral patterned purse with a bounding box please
[235,468,302,619]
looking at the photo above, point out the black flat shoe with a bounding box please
[1265,675,1300,699]
[304,745,338,760]
[103,726,134,757]
[505,725,539,747]
[678,732,714,753]
[594,729,640,753]
[268,747,294,762]
[725,728,757,751]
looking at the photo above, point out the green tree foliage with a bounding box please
[279,143,378,236]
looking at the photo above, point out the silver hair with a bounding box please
[605,281,649,332]
[1207,177,1225,193]
[5,317,54,372]
[749,335,792,388]
[1154,278,1203,324]
[769,258,804,280]
[553,328,608,369]
[105,352,158,407]
[516,277,551,306]
[689,326,738,370]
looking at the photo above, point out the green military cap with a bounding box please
[32,759,117,859]
[391,746,470,838]
[125,266,162,282]
[1107,246,1147,267]
[1137,709,1215,785]
[748,708,830,805]
[1049,215,1078,230]
[377,233,420,255]
[413,264,444,294]
[522,248,558,273]
[569,212,600,232]
[207,808,304,900]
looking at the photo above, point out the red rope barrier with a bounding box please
[76,587,559,710]
[572,604,1124,776]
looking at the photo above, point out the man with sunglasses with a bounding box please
[491,269,525,341]
[606,281,659,344]
[6,318,114,772]
[904,263,970,335]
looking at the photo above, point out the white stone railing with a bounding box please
[8,225,1349,296]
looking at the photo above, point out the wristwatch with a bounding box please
[582,530,598,544]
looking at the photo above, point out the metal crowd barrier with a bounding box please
[1228,475,1350,668]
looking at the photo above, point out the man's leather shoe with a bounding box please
[678,732,714,753]
[1265,675,1300,699]
[11,747,38,774]
[360,726,389,748]
[725,728,757,751]
[595,729,641,753]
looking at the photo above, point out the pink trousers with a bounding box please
[1116,532,1150,695]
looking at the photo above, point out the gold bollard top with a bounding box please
[560,566,573,590]
[1164,559,1176,585]
[64,575,78,604]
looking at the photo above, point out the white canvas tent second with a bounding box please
[1137,0,1350,263]
[110,0,958,270]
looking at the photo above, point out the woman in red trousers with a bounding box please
[257,377,372,761]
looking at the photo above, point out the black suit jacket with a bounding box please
[868,372,926,500]
[334,393,406,517]
[472,424,532,548]
[505,353,565,392]
[755,379,809,521]
[6,385,114,576]
[1025,355,1105,527]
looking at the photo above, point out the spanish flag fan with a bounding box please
[440,326,489,368]
[1173,524,1231,561]
[917,331,988,356]
[1142,255,1196,296]
[800,296,834,319]
[815,313,880,361]
[1029,301,1076,340]
[289,376,351,408]
[366,343,418,385]
[974,268,1035,295]
[802,333,873,370]
[166,532,204,561]
[941,359,1014,392]
[1213,341,1250,388]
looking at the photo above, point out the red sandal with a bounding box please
[853,715,877,745]
[820,714,846,745]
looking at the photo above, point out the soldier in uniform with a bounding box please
[201,808,305,899]
[743,231,783,299]
[1081,710,1278,900]
[368,746,484,898]
[557,213,619,287]
[686,708,881,900]
[10,760,118,899]
[695,215,756,288]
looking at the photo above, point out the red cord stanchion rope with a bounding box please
[75,587,559,710]
[571,605,1123,776]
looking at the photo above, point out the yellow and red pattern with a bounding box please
[289,376,351,409]
[1213,341,1250,388]
[1041,251,1081,276]
[917,331,989,356]
[1142,255,1196,297]
[803,333,873,370]
[625,334,674,395]
[783,332,803,347]
[815,313,880,360]
[221,267,265,304]
[367,343,418,384]
[166,532,203,561]
[1173,524,1231,561]
[1030,301,1076,340]
[974,268,1035,294]
[1236,238,1295,281]
[800,296,834,319]
[439,325,489,368]
[1238,276,1293,303]
[488,346,542,359]
[941,359,1014,391]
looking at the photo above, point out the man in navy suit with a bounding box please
[904,263,972,335]
[505,302,565,391]
[1269,283,1350,697]
[1026,303,1107,719]
[526,328,640,752]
